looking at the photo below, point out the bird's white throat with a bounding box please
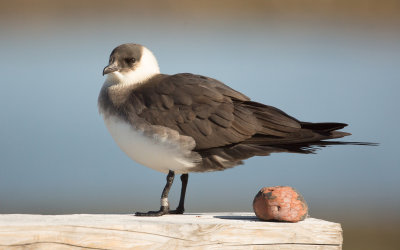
[105,46,160,87]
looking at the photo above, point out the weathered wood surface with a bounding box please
[0,213,342,249]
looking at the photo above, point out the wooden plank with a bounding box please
[0,213,342,249]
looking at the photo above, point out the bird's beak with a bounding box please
[103,63,120,76]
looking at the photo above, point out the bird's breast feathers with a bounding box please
[102,114,200,174]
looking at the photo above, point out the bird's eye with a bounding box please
[125,58,136,64]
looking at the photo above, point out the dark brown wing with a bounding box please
[127,73,308,150]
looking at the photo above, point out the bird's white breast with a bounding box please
[102,115,196,174]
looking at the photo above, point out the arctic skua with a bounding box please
[98,43,352,216]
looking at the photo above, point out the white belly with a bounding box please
[103,115,197,174]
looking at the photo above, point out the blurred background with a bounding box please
[1,0,399,249]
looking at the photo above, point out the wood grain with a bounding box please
[0,213,342,249]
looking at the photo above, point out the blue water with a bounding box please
[0,16,399,224]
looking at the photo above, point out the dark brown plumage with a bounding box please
[100,72,350,172]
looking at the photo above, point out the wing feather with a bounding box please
[129,74,256,149]
[127,73,344,151]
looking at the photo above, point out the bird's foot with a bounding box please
[135,210,167,216]
[135,206,184,216]
[169,206,184,214]
[135,206,169,217]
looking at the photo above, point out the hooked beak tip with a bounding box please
[103,64,119,76]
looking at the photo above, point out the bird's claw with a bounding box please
[135,206,184,216]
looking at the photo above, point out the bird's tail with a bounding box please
[274,140,378,154]
[300,122,351,139]
[194,140,377,172]
[300,122,347,133]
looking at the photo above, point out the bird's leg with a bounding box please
[169,173,189,214]
[135,170,175,216]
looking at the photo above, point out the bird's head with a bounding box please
[103,43,160,86]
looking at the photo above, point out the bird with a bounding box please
[98,43,351,216]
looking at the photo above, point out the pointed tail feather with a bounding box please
[301,122,348,132]
[194,140,378,172]
[276,140,378,154]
